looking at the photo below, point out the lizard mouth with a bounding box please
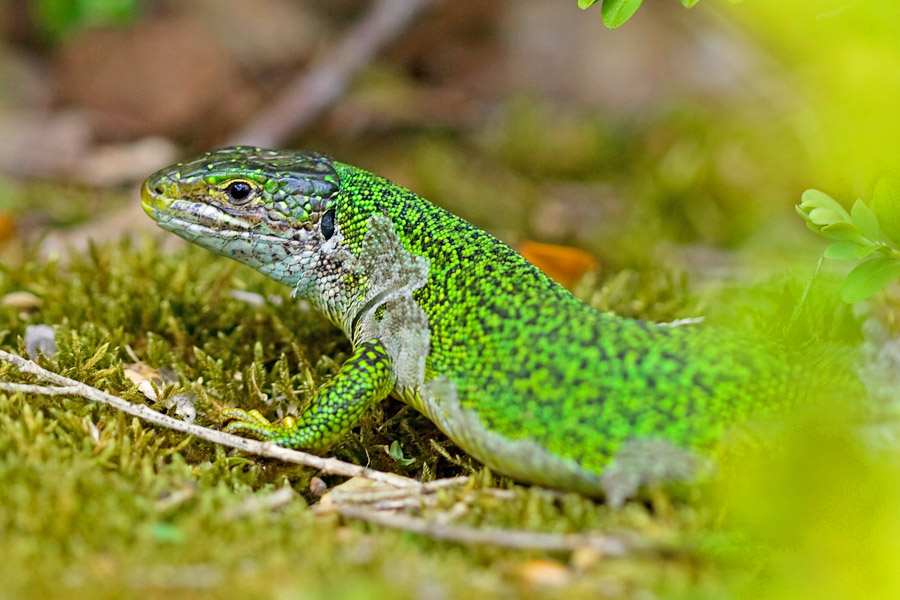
[141,180,305,252]
[141,178,252,235]
[140,175,311,259]
[140,179,168,218]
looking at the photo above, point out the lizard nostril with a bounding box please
[153,184,165,195]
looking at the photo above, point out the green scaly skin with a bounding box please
[141,146,799,502]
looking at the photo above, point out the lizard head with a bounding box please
[141,146,340,287]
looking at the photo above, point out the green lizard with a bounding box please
[141,146,801,504]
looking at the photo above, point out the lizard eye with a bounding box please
[225,181,253,204]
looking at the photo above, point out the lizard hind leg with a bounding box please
[222,339,396,452]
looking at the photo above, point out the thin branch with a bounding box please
[0,382,84,397]
[334,504,633,554]
[319,475,471,512]
[328,475,470,504]
[0,349,417,489]
[229,0,438,148]
[788,254,824,334]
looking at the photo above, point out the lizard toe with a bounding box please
[222,407,272,427]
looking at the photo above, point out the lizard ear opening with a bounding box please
[321,208,335,240]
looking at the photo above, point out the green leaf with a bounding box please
[388,441,415,466]
[797,189,856,241]
[871,177,900,244]
[824,241,864,261]
[808,207,846,227]
[850,199,878,242]
[820,221,866,244]
[681,0,701,6]
[796,204,825,231]
[824,241,884,261]
[840,256,900,303]
[601,0,643,28]
[799,189,851,221]
[578,0,600,8]
[857,244,889,259]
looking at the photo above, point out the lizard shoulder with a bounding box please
[351,213,432,393]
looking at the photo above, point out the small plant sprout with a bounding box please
[796,178,900,303]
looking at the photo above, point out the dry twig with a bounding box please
[229,0,438,147]
[334,504,632,553]
[328,475,470,505]
[0,349,416,489]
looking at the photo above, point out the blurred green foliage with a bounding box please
[732,0,900,194]
[31,0,140,41]
[715,400,900,600]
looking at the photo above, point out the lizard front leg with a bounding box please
[223,339,395,451]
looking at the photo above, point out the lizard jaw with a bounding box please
[140,179,167,218]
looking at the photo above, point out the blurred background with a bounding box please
[2,0,897,287]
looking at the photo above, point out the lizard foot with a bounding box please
[221,407,298,443]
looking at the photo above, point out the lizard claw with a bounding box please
[222,407,288,441]
[222,407,272,427]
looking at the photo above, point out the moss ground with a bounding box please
[0,237,733,599]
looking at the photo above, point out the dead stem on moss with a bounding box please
[0,348,419,489]
[334,503,631,553]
